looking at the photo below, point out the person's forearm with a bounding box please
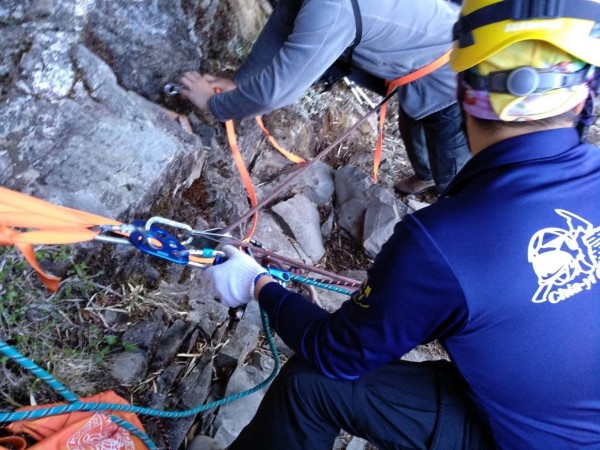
[210,0,355,121]
[208,86,277,121]
[256,282,330,355]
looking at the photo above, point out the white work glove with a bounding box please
[202,244,268,308]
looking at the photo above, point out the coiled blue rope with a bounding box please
[0,308,280,449]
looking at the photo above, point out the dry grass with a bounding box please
[0,246,164,410]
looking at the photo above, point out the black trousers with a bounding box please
[229,356,494,450]
[397,102,470,193]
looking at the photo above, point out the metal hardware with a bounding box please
[266,267,292,282]
[129,226,189,265]
[163,83,183,96]
[144,217,193,245]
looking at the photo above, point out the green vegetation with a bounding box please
[0,246,147,409]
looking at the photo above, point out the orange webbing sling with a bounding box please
[218,83,305,241]
[0,186,121,291]
[223,118,260,242]
[224,119,306,242]
[372,48,453,182]
[255,116,306,165]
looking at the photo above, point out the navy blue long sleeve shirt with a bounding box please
[258,128,600,449]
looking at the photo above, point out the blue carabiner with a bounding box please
[129,224,189,264]
[266,267,292,282]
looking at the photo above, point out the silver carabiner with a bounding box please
[163,83,183,96]
[93,223,137,246]
[144,216,193,245]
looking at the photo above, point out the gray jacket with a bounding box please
[209,0,460,121]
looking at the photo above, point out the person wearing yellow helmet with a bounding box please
[452,0,600,127]
[193,2,600,449]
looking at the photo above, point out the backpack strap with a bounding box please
[346,0,362,62]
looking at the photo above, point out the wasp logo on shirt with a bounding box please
[351,280,372,309]
[528,209,600,304]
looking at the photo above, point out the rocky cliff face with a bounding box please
[0,1,404,448]
[3,2,598,449]
[2,0,209,218]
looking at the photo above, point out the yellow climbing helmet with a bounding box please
[450,0,600,72]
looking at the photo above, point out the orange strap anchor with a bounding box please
[223,118,260,242]
[218,86,305,241]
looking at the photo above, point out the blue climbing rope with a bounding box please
[0,308,279,449]
[0,221,355,447]
[267,267,355,295]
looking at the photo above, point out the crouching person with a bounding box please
[192,1,600,448]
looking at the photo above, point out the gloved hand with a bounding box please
[202,245,268,308]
